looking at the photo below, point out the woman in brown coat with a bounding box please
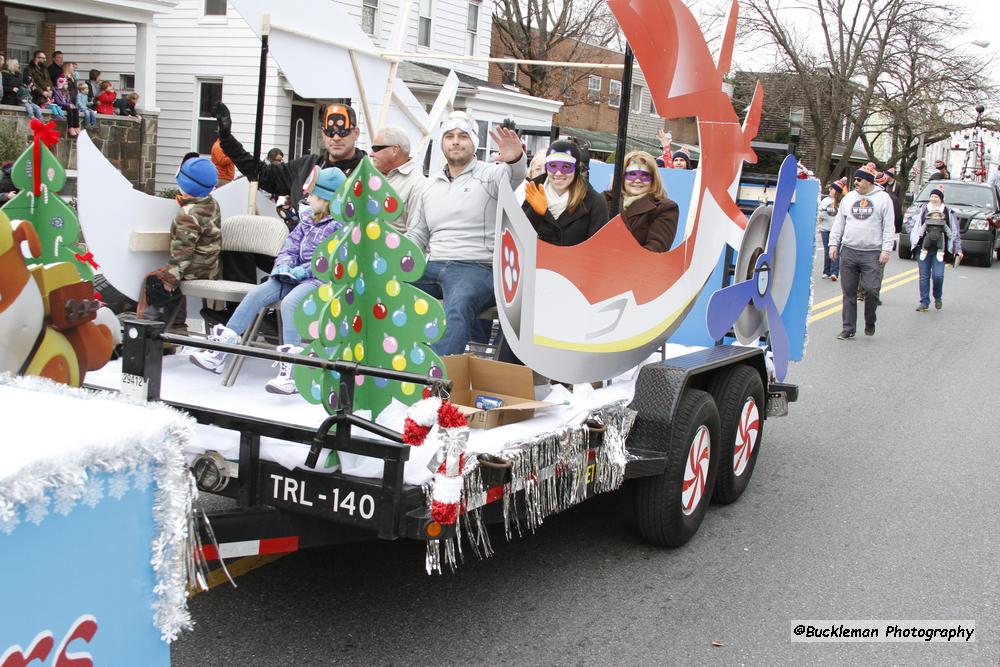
[603,150,678,252]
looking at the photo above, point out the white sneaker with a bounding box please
[189,324,239,373]
[265,344,304,394]
[919,249,928,261]
[936,250,945,262]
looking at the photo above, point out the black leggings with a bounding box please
[65,106,79,129]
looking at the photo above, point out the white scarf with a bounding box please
[927,201,945,214]
[544,180,570,219]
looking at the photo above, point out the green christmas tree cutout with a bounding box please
[294,156,447,454]
[2,130,95,281]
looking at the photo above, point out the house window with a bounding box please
[466,0,480,56]
[362,0,379,36]
[500,62,517,86]
[650,97,658,116]
[418,0,432,47]
[608,80,621,108]
[120,74,135,91]
[588,75,601,103]
[204,0,226,16]
[630,84,643,113]
[475,119,489,160]
[196,79,223,155]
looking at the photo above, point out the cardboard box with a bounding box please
[442,355,557,429]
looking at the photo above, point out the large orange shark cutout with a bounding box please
[495,0,766,383]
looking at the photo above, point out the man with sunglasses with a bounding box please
[828,162,896,339]
[407,110,526,356]
[213,101,365,212]
[370,125,426,233]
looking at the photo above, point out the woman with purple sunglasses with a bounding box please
[603,150,678,252]
[522,140,608,246]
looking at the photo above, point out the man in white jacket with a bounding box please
[828,163,896,339]
[407,111,526,355]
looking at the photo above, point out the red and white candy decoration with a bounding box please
[402,396,470,525]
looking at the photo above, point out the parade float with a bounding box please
[2,3,816,622]
[1,123,198,660]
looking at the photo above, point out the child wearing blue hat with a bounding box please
[164,155,221,288]
[190,166,346,395]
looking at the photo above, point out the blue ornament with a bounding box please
[409,344,425,365]
[392,307,407,326]
[355,276,366,294]
[302,298,317,316]
[339,243,349,260]
[372,254,387,275]
[367,196,381,215]
[424,319,439,338]
[331,199,343,217]
[339,320,349,337]
[373,377,389,388]
[310,383,321,401]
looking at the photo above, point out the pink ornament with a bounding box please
[368,175,383,191]
[383,335,399,354]
[385,232,400,250]
[324,322,335,340]
[351,226,362,244]
[309,321,320,339]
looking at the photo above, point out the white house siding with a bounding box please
[59,0,522,191]
[626,68,663,147]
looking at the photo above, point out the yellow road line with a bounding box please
[810,267,917,311]
[808,274,919,323]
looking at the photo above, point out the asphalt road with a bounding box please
[173,250,1000,666]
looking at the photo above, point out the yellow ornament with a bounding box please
[347,258,359,278]
[326,238,339,254]
[386,278,401,297]
[414,298,428,315]
[365,221,381,240]
[391,354,407,371]
[354,342,365,361]
[318,284,333,302]
[342,347,354,361]
[329,298,341,317]
[400,382,415,396]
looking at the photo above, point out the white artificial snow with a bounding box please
[0,374,196,642]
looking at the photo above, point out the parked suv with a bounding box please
[900,180,1000,266]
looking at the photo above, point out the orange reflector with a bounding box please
[425,521,442,539]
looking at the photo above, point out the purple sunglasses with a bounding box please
[546,161,576,175]
[624,170,653,183]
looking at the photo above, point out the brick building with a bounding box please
[488,24,663,159]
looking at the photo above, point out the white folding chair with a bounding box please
[181,214,289,386]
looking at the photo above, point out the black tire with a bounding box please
[634,389,720,547]
[707,366,765,504]
[995,245,1000,261]
[982,248,994,268]
[897,234,911,260]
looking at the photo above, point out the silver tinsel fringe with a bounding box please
[0,373,202,642]
[424,401,637,574]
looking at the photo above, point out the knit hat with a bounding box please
[930,188,945,202]
[829,181,844,194]
[671,148,691,166]
[885,167,896,180]
[304,165,347,200]
[176,156,218,197]
[439,110,479,145]
[323,104,357,137]
[545,139,585,172]
[854,162,878,184]
[875,171,889,186]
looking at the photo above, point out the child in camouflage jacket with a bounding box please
[164,155,221,287]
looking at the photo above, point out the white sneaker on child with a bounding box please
[265,344,304,395]
[919,249,928,261]
[189,324,239,373]
[936,250,945,262]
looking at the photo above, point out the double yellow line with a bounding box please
[808,267,919,323]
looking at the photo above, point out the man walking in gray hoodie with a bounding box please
[829,163,896,339]
[407,110,526,355]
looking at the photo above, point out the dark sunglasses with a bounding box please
[624,170,653,183]
[546,161,576,175]
[370,144,396,153]
[853,177,864,183]
[324,126,353,138]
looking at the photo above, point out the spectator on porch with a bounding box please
[75,81,97,128]
[2,58,24,107]
[86,69,101,105]
[53,75,81,137]
[407,110,527,356]
[369,125,427,233]
[25,51,50,91]
[114,92,141,119]
[266,147,285,164]
[95,81,116,115]
[47,51,65,86]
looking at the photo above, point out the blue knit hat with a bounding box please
[930,188,944,202]
[176,156,217,197]
[304,166,347,201]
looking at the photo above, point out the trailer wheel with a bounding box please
[634,389,720,547]
[708,365,765,504]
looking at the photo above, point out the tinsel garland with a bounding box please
[0,373,201,642]
[425,401,637,574]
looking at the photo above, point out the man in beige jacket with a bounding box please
[369,125,427,233]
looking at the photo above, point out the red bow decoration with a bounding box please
[74,251,100,270]
[29,118,60,196]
